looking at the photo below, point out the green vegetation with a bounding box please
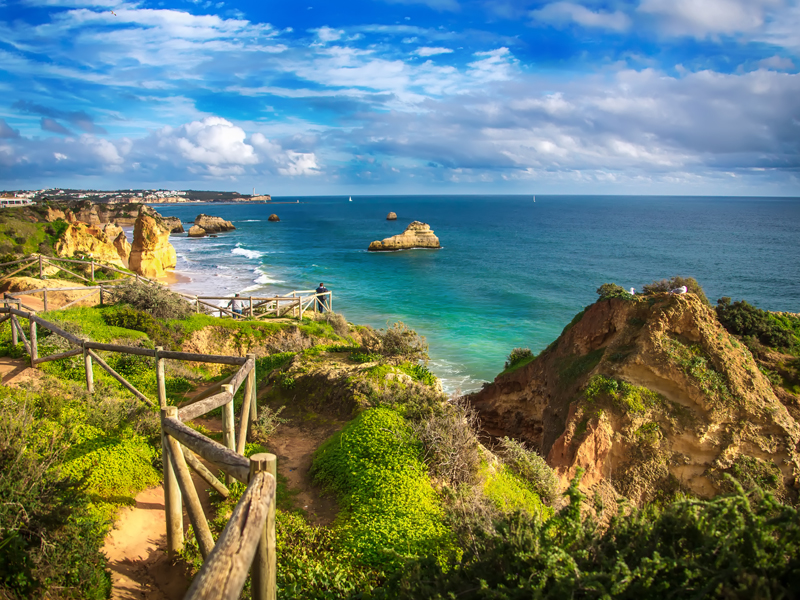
[556,348,605,385]
[360,321,429,361]
[368,477,800,599]
[0,381,159,599]
[503,347,533,373]
[499,437,560,505]
[662,337,735,406]
[642,275,710,305]
[311,408,453,569]
[584,375,662,413]
[482,463,551,520]
[716,297,799,354]
[596,282,634,301]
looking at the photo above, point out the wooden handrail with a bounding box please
[162,416,250,484]
[178,390,234,422]
[183,468,275,600]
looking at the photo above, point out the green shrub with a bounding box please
[397,362,438,387]
[596,283,633,301]
[311,408,452,569]
[108,279,193,320]
[482,463,551,520]
[584,375,662,413]
[642,276,709,305]
[504,347,533,371]
[362,322,429,361]
[499,437,560,505]
[716,297,798,352]
[369,477,800,600]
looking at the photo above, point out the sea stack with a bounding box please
[268,214,280,222]
[188,225,206,238]
[386,212,397,220]
[368,221,440,251]
[194,214,235,233]
[128,207,177,278]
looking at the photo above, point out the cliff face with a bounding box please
[128,208,176,278]
[469,294,800,506]
[53,222,127,268]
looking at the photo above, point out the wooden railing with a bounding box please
[0,304,277,600]
[0,254,333,322]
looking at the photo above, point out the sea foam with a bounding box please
[231,246,263,260]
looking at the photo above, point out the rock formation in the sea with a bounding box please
[53,222,127,268]
[162,216,185,234]
[387,212,397,221]
[368,221,440,251]
[128,207,177,278]
[188,225,206,238]
[268,214,280,222]
[194,214,235,233]
[469,293,800,508]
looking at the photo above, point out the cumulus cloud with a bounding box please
[638,0,780,38]
[531,2,631,32]
[153,117,258,168]
[415,46,454,56]
[758,55,796,70]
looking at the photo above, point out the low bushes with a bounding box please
[642,276,709,305]
[311,408,453,569]
[369,478,800,599]
[107,279,193,320]
[716,297,799,353]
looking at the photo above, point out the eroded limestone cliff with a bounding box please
[469,293,800,506]
[128,207,177,278]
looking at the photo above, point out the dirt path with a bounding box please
[0,355,43,385]
[267,421,344,525]
[102,430,218,600]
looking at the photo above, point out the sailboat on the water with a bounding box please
[349,196,352,202]
[533,195,536,202]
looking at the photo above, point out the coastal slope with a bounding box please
[469,292,800,505]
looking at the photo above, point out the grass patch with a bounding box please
[557,348,605,385]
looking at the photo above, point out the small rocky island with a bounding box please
[194,214,236,233]
[368,221,441,251]
[386,212,397,220]
[268,214,280,222]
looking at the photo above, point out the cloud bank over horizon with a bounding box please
[0,0,798,195]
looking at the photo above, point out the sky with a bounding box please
[0,0,799,195]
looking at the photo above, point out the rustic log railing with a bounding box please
[0,304,275,599]
[1,254,334,322]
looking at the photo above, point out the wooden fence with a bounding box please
[0,303,277,600]
[0,254,333,321]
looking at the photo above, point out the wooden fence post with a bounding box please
[161,407,184,556]
[11,313,17,346]
[195,296,199,314]
[249,296,254,317]
[43,289,48,312]
[221,384,236,483]
[90,261,95,282]
[155,346,167,409]
[38,255,43,279]
[29,318,37,367]
[236,354,257,455]
[83,343,94,394]
[250,453,277,600]
[248,353,257,428]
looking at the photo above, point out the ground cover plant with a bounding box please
[641,276,709,305]
[716,297,799,354]
[0,379,160,599]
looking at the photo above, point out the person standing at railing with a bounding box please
[315,283,329,312]
[227,293,243,318]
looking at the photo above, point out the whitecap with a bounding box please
[231,246,264,260]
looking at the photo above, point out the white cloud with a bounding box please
[153,117,258,167]
[468,48,518,82]
[313,26,344,43]
[638,0,780,37]
[758,55,796,70]
[277,151,320,176]
[531,2,631,32]
[415,46,454,56]
[381,0,460,12]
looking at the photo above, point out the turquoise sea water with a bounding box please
[155,195,800,393]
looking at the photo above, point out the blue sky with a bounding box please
[1,0,798,195]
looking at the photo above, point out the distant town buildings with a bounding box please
[0,188,267,204]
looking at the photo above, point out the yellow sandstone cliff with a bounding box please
[128,208,177,278]
[53,222,128,268]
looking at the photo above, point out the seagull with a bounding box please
[110,10,117,16]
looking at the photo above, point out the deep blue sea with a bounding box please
[153,195,800,393]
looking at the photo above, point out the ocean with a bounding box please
[153,195,800,394]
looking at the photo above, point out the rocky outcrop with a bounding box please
[162,216,184,234]
[128,208,177,278]
[53,222,127,268]
[44,207,66,222]
[194,214,235,233]
[368,221,440,251]
[268,214,280,222]
[103,224,131,267]
[386,212,397,221]
[469,294,800,506]
[188,225,206,238]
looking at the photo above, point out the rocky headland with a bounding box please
[368,221,440,251]
[469,292,800,507]
[128,206,177,278]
